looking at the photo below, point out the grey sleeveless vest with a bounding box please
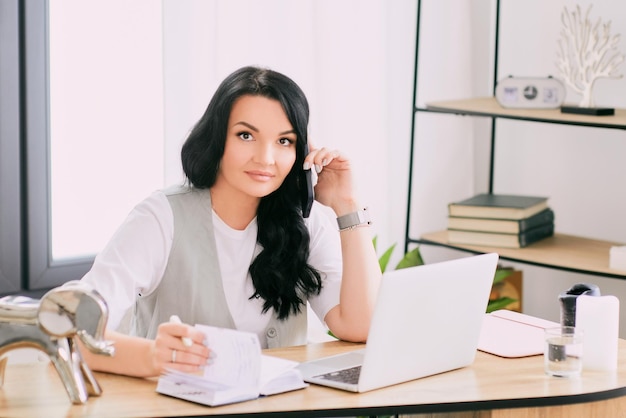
[132,185,307,348]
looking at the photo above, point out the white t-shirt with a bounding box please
[82,190,342,343]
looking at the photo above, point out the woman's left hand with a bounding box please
[304,145,357,215]
[305,145,382,343]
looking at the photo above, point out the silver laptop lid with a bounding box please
[299,253,499,393]
[357,252,499,392]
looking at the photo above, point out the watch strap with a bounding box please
[336,208,371,231]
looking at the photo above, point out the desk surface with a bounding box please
[1,340,626,418]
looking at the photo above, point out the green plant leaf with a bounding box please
[493,268,514,284]
[486,297,517,313]
[394,246,424,270]
[378,243,396,273]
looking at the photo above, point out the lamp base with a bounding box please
[560,106,615,116]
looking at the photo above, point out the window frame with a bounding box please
[0,0,22,294]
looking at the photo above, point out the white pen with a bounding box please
[169,315,193,347]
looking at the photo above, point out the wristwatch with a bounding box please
[337,208,371,231]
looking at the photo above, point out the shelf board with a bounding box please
[419,230,626,279]
[421,97,626,129]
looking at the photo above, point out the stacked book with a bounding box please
[447,194,554,248]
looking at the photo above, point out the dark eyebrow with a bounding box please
[233,121,259,132]
[234,121,295,137]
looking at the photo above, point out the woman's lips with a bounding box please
[246,170,274,182]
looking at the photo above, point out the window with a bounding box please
[0,0,166,294]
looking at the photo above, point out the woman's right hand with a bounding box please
[152,320,214,375]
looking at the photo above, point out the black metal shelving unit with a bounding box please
[403,0,626,280]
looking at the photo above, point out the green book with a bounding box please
[448,194,549,220]
[448,208,555,234]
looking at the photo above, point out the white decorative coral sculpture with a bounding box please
[556,5,624,108]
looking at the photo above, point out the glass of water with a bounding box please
[544,326,583,377]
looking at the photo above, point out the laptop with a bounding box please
[297,252,499,393]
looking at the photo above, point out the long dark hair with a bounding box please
[181,66,322,320]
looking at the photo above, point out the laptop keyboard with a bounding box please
[314,365,362,384]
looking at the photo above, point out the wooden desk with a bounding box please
[1,340,626,418]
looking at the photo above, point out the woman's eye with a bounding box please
[238,132,253,141]
[279,138,294,146]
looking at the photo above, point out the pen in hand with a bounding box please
[169,315,193,347]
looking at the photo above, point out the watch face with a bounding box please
[523,85,538,100]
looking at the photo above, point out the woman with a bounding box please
[81,66,381,377]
